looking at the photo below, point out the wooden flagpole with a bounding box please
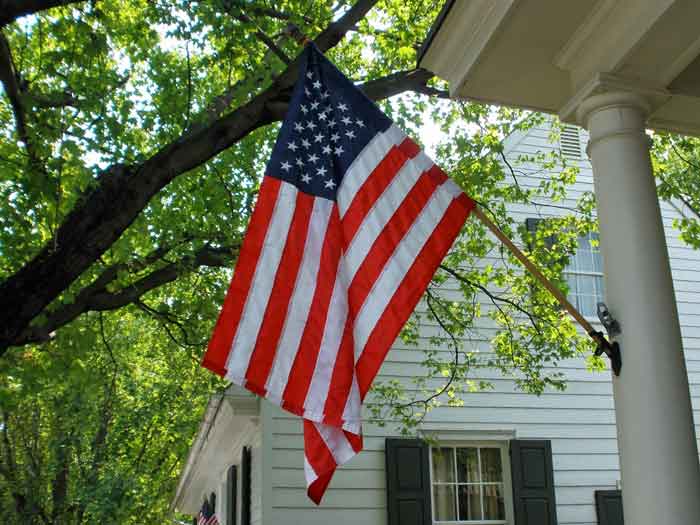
[472,206,597,336]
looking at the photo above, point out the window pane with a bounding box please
[578,274,594,295]
[457,484,482,521]
[432,448,455,482]
[480,448,503,482]
[483,484,506,520]
[433,485,456,521]
[579,291,596,317]
[595,275,604,297]
[577,250,592,273]
[456,448,479,483]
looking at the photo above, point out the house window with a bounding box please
[560,124,581,158]
[563,232,604,318]
[430,445,508,524]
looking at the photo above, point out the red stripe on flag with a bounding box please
[282,206,343,415]
[347,165,446,320]
[356,193,475,398]
[341,138,419,243]
[244,192,315,395]
[344,429,363,452]
[304,420,337,505]
[203,176,282,376]
[322,165,446,420]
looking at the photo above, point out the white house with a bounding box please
[417,2,700,524]
[171,119,700,525]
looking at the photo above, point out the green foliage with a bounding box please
[652,134,700,248]
[0,304,225,524]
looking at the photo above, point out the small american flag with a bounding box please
[196,500,218,525]
[203,43,474,503]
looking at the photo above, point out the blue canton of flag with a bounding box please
[267,44,392,200]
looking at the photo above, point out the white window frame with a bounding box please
[429,441,515,525]
[562,231,604,319]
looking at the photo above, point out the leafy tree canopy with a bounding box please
[2,0,697,523]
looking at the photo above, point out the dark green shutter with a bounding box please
[595,490,624,525]
[510,440,558,525]
[241,447,251,525]
[227,465,237,525]
[385,438,432,525]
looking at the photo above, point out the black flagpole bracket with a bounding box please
[590,302,622,376]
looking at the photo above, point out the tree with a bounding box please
[653,134,700,248]
[0,0,442,353]
[0,1,604,522]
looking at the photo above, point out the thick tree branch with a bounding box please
[0,31,33,158]
[360,68,441,100]
[0,0,443,354]
[0,0,86,27]
[11,244,238,346]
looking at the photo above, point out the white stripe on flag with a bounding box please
[302,272,348,420]
[226,182,299,383]
[315,421,356,466]
[337,125,405,218]
[353,181,459,357]
[342,152,434,282]
[341,375,361,432]
[304,456,318,484]
[264,199,334,404]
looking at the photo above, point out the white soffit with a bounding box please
[171,386,259,515]
[420,0,700,137]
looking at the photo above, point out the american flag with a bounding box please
[203,43,474,503]
[196,500,218,525]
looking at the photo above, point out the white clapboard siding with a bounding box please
[264,119,700,525]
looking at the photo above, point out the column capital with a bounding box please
[576,91,650,129]
[559,72,670,127]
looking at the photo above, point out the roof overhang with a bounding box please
[419,0,700,137]
[171,385,259,515]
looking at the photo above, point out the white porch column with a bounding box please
[578,92,700,524]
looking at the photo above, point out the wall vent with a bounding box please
[561,125,581,158]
